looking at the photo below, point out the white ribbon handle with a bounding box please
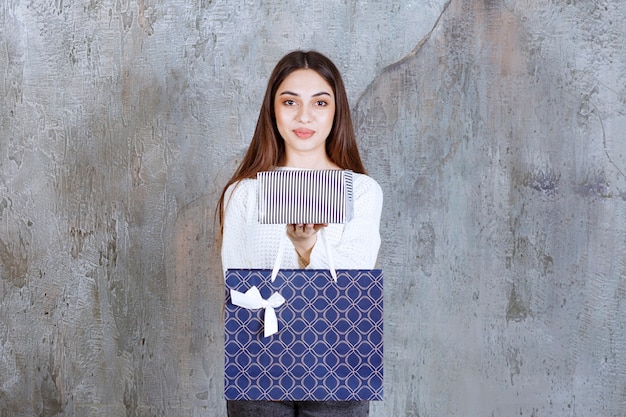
[271,228,337,283]
[271,232,288,283]
[230,286,286,337]
[319,228,338,283]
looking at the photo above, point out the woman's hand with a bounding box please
[286,223,327,266]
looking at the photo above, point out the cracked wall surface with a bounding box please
[1,1,625,416]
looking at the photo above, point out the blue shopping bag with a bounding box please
[224,268,384,401]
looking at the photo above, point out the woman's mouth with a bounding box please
[294,129,315,139]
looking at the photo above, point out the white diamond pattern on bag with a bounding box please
[224,269,384,401]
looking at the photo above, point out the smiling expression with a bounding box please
[274,69,336,166]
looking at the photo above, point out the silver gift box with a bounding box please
[257,169,354,224]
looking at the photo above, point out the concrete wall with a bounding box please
[1,0,625,416]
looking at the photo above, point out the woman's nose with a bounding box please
[297,105,312,122]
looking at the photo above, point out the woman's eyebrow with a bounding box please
[278,90,332,97]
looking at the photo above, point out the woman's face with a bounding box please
[274,69,335,165]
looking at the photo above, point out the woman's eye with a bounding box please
[315,100,328,107]
[283,99,296,106]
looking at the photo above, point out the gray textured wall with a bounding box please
[1,0,625,416]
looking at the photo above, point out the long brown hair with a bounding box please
[217,50,366,229]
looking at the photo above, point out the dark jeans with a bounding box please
[226,400,369,417]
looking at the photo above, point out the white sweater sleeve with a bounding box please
[221,180,254,272]
[308,174,383,269]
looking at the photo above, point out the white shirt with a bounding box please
[221,172,383,272]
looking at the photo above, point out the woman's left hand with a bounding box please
[286,223,326,241]
[286,223,327,264]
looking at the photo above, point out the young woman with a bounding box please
[218,50,383,417]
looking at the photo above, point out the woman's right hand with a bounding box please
[286,223,327,265]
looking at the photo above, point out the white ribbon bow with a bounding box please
[230,286,286,337]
